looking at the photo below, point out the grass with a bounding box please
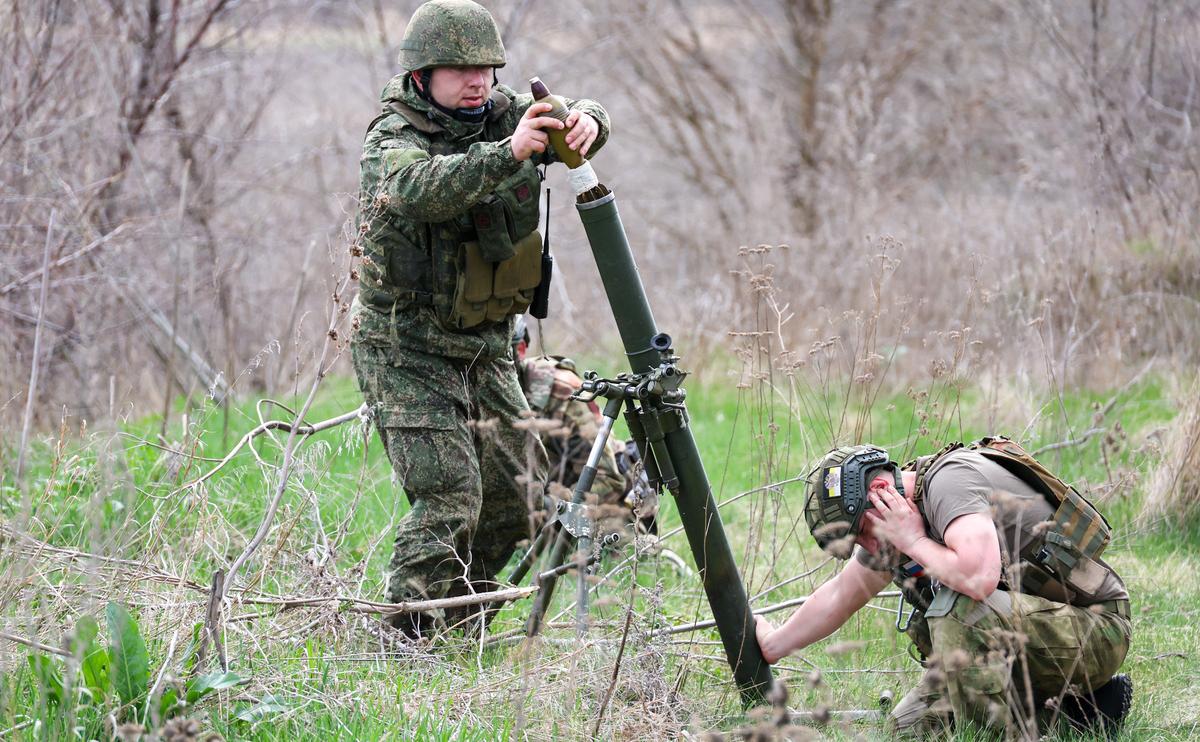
[1,364,1198,740]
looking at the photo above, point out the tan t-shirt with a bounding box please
[856,449,1127,604]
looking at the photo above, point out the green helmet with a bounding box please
[397,0,506,72]
[803,444,905,557]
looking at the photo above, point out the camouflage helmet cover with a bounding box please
[803,444,905,557]
[398,0,507,72]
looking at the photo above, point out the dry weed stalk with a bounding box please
[1142,377,1200,523]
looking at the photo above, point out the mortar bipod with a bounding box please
[513,390,626,637]
[515,355,690,638]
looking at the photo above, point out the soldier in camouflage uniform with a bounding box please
[512,319,654,538]
[351,0,610,638]
[755,443,1132,737]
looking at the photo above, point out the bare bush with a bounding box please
[2,0,1197,442]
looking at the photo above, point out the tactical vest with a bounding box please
[907,435,1114,604]
[359,90,543,330]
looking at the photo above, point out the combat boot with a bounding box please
[1061,674,1133,737]
[384,610,440,642]
[383,578,446,642]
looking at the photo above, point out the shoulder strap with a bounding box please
[906,442,963,507]
[387,100,444,134]
[968,435,1072,503]
[488,88,512,120]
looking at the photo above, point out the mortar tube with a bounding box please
[575,186,774,706]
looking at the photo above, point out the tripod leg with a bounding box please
[527,397,622,637]
[509,525,553,586]
[525,528,574,636]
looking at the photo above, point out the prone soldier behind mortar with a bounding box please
[512,317,658,539]
[755,440,1132,737]
[350,0,609,639]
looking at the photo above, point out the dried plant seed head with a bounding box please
[826,640,866,656]
[115,723,145,742]
[767,679,788,707]
[943,649,970,671]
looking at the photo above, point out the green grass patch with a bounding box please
[1,368,1197,740]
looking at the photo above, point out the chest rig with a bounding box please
[360,89,543,330]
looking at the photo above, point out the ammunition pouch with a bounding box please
[448,229,542,329]
[471,195,515,262]
[359,156,543,331]
[1018,532,1110,603]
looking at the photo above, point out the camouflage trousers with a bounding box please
[352,341,548,631]
[892,589,1131,737]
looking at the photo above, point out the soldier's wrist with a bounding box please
[496,136,524,168]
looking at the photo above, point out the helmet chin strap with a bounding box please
[416,69,494,124]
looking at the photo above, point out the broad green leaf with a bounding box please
[106,602,149,708]
[72,615,109,705]
[185,670,246,706]
[27,654,64,707]
[80,647,110,705]
[234,694,289,723]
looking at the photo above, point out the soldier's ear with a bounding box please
[411,71,424,92]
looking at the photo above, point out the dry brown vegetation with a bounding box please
[2,2,1199,739]
[2,0,1197,439]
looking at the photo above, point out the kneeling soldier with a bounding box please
[513,317,657,537]
[755,438,1132,737]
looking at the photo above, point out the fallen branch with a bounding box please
[1031,427,1106,457]
[1031,359,1154,457]
[790,709,882,724]
[0,630,70,658]
[237,585,538,616]
[180,403,367,490]
[657,590,902,637]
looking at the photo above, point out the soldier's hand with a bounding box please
[754,615,779,664]
[511,102,564,161]
[563,110,599,156]
[865,483,927,553]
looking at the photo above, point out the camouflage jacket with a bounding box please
[520,355,625,501]
[353,74,609,362]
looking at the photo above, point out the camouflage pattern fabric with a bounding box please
[891,590,1131,737]
[519,355,632,536]
[351,73,607,634]
[397,0,506,72]
[353,318,548,631]
[356,73,609,354]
